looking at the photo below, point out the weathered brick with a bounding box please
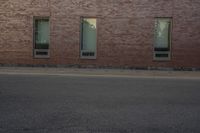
[0,0,200,68]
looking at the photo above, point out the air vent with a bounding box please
[154,51,170,60]
[34,49,49,58]
[81,50,96,59]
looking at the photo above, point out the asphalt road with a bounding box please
[0,74,200,133]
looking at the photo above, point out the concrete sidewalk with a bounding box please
[0,66,200,79]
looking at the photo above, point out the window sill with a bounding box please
[80,56,96,60]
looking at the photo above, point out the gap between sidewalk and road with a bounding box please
[0,67,200,79]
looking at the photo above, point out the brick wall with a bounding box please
[0,0,200,68]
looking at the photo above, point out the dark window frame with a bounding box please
[33,16,50,58]
[153,17,173,61]
[80,17,97,59]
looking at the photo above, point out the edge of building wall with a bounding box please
[0,63,200,71]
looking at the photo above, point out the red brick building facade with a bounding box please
[0,0,200,69]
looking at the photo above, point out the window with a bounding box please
[80,18,97,59]
[33,17,50,58]
[154,18,172,60]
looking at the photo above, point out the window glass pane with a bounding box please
[82,18,96,51]
[155,19,170,49]
[35,19,49,49]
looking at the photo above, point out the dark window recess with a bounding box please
[154,47,170,51]
[36,51,49,56]
[35,44,49,49]
[82,52,95,56]
[155,53,169,58]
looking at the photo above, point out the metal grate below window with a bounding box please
[34,49,50,58]
[154,51,170,61]
[81,50,96,59]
